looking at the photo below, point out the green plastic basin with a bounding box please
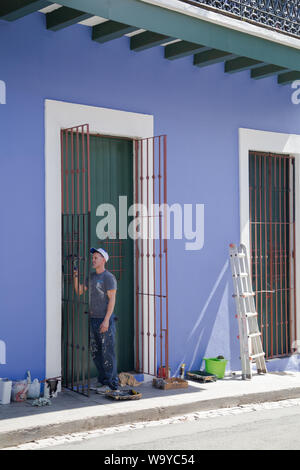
[204,358,228,379]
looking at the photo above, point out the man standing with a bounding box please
[74,247,119,391]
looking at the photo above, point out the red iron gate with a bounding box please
[61,128,169,394]
[249,151,297,358]
[134,136,169,377]
[61,124,91,396]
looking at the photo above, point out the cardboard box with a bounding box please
[186,370,217,383]
[152,377,188,390]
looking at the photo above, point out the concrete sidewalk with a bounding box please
[1,371,300,449]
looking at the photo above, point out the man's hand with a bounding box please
[100,290,116,333]
[73,271,88,296]
[100,318,110,334]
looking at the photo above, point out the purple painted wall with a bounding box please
[0,12,299,380]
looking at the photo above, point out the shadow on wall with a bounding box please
[174,259,234,376]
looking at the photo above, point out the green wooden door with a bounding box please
[90,136,134,373]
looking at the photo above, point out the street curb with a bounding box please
[2,387,300,448]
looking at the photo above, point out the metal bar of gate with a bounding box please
[269,155,273,357]
[279,156,283,354]
[274,156,278,356]
[159,136,163,374]
[289,157,293,352]
[292,159,297,347]
[264,155,268,358]
[259,155,263,337]
[147,139,150,375]
[284,158,288,353]
[164,136,169,375]
[152,137,157,375]
[135,140,140,372]
[141,140,144,372]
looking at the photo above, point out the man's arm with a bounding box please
[100,289,117,333]
[73,271,88,296]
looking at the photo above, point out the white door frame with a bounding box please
[239,127,300,353]
[45,99,154,379]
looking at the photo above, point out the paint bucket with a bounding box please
[0,379,12,405]
[158,366,171,379]
[44,379,59,399]
[204,358,228,379]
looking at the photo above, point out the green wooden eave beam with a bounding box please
[225,57,264,73]
[55,0,300,72]
[165,41,208,60]
[46,6,92,31]
[93,21,139,44]
[278,71,300,85]
[131,31,172,51]
[194,49,234,68]
[0,0,50,21]
[251,64,288,80]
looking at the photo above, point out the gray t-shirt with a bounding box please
[85,270,117,319]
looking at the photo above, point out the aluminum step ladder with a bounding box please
[229,243,267,380]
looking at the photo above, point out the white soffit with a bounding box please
[78,18,145,35]
[39,4,108,27]
[126,29,146,37]
[79,16,108,26]
[39,4,62,14]
[38,7,145,36]
[39,6,143,34]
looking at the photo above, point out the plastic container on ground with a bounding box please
[204,358,228,379]
[0,379,12,405]
[27,379,41,399]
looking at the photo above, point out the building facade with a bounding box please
[1,0,300,390]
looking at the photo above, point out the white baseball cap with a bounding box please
[90,247,109,262]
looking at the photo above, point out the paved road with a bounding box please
[10,399,300,451]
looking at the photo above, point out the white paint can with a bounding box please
[0,379,12,405]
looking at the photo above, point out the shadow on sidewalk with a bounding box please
[0,379,208,421]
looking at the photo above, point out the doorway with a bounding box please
[61,129,134,394]
[45,100,155,386]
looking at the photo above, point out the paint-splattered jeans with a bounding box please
[90,316,119,390]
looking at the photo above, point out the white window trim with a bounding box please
[45,99,154,379]
[239,127,300,353]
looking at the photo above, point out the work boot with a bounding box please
[108,381,119,391]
